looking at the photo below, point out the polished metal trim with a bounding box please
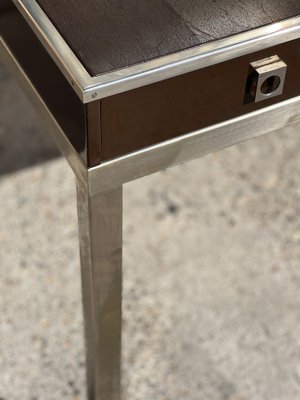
[12,0,91,101]
[0,37,88,191]
[88,95,300,195]
[12,0,300,103]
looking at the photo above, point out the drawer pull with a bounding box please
[245,55,287,104]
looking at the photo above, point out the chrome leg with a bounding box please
[76,183,123,400]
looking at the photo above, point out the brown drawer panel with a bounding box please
[101,39,300,161]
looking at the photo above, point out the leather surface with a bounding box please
[36,0,300,77]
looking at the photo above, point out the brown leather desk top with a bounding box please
[36,0,300,77]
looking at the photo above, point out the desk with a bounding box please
[1,1,300,399]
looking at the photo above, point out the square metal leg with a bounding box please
[77,183,123,400]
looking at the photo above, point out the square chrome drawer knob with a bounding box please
[245,55,287,104]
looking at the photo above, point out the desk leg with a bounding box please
[76,183,123,400]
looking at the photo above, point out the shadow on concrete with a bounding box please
[0,63,60,176]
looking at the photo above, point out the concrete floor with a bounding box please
[1,63,300,400]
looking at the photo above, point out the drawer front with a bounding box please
[101,39,300,161]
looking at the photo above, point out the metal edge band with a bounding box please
[12,0,91,102]
[88,95,300,195]
[12,0,300,103]
[0,37,88,191]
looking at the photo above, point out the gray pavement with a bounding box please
[1,63,300,400]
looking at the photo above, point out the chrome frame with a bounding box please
[2,9,300,399]
[11,0,300,103]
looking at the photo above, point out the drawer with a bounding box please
[101,39,300,161]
